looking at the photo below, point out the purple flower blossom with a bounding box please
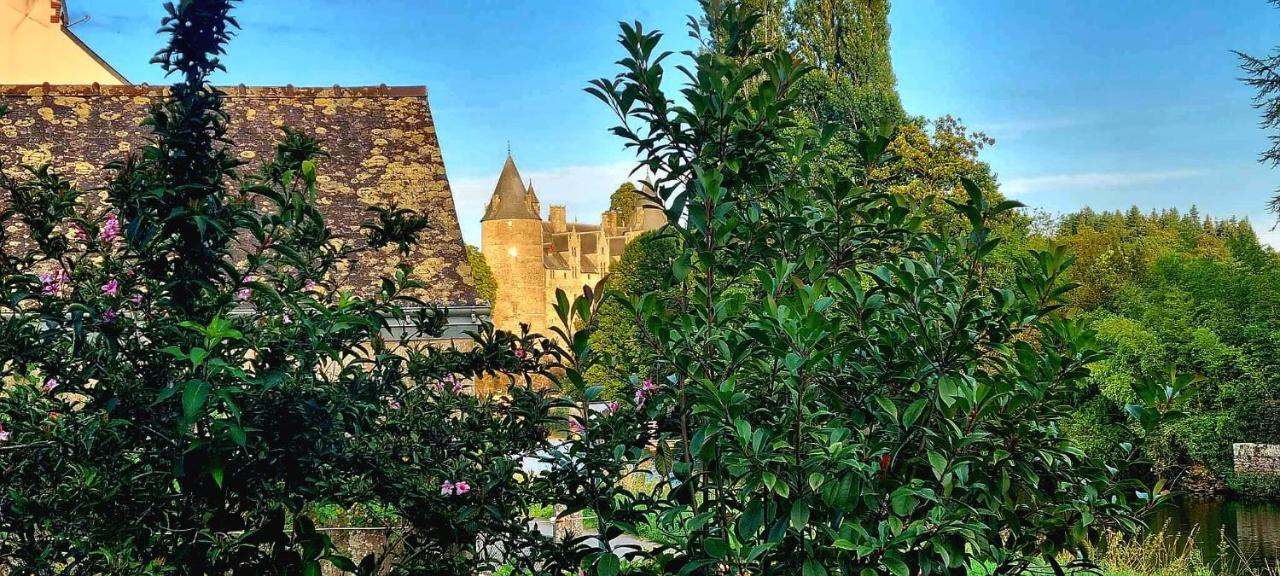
[569,419,585,434]
[514,347,526,359]
[100,213,120,243]
[605,401,620,414]
[43,377,59,394]
[282,313,292,325]
[71,223,88,241]
[387,398,401,410]
[440,480,455,496]
[436,374,463,394]
[101,308,118,323]
[236,275,254,301]
[101,279,120,297]
[454,481,471,495]
[304,279,318,290]
[634,377,658,408]
[130,293,144,306]
[40,269,69,296]
[0,424,9,443]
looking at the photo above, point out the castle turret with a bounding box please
[481,153,545,332]
[601,210,620,236]
[548,205,567,234]
[631,203,668,233]
[525,179,541,218]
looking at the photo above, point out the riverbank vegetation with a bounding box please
[1041,208,1280,496]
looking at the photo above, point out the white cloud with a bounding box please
[1002,169,1208,196]
[450,161,641,245]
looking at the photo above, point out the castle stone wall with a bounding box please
[1234,443,1280,476]
[481,218,547,333]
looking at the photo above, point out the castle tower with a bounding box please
[1,0,128,84]
[526,179,541,218]
[481,153,546,333]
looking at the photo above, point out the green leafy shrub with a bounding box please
[0,2,580,574]
[543,3,1188,574]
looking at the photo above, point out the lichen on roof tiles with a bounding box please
[0,84,478,307]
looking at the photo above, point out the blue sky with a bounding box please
[69,1,1280,245]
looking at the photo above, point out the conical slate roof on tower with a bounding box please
[482,154,540,221]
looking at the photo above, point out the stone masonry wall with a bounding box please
[1234,443,1280,475]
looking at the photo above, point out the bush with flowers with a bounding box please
[0,1,586,574]
[0,1,1194,576]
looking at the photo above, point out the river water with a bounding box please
[1150,496,1280,569]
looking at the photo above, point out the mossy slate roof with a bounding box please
[0,84,479,307]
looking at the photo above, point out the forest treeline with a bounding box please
[1042,206,1280,494]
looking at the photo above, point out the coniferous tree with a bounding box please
[1237,0,1280,213]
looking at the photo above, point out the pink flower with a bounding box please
[101,279,120,297]
[71,223,88,241]
[42,377,59,394]
[100,213,120,243]
[437,374,463,394]
[40,269,69,295]
[130,293,144,306]
[634,378,658,408]
[0,423,9,442]
[514,347,526,359]
[101,308,118,322]
[282,313,292,325]
[387,398,401,410]
[569,419,585,434]
[440,479,471,496]
[236,276,254,301]
[605,401,620,414]
[304,279,318,290]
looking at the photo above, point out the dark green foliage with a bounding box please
[1235,0,1280,213]
[586,231,681,398]
[567,3,1183,573]
[0,2,582,574]
[467,244,498,304]
[610,182,643,228]
[1049,207,1280,494]
[789,0,906,128]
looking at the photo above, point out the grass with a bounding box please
[1091,527,1212,576]
[1086,525,1279,576]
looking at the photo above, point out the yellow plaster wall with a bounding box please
[1,0,125,85]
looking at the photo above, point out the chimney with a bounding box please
[50,1,63,24]
[601,210,619,236]
[549,205,567,233]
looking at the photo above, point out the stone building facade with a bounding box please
[1,1,487,341]
[480,154,666,334]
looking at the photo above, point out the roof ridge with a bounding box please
[0,83,428,98]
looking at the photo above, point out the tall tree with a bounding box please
[1236,0,1280,214]
[791,0,905,128]
[609,181,642,228]
[467,244,497,304]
